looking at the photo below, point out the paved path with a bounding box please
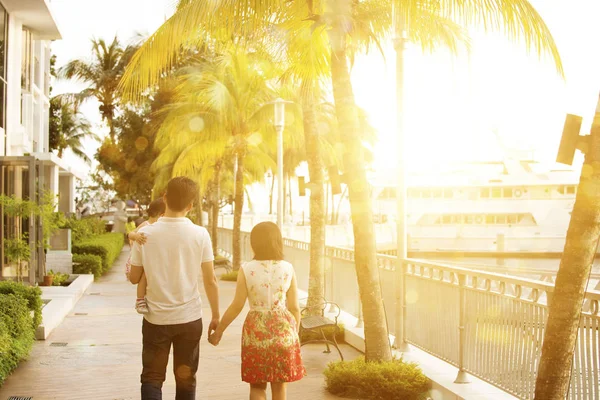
[0,248,359,399]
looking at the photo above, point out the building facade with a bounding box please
[0,0,79,284]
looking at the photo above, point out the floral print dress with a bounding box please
[241,260,306,384]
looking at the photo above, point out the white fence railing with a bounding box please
[217,227,600,400]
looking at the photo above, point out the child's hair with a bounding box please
[147,198,166,218]
[250,222,284,261]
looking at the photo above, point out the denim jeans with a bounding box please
[141,318,203,400]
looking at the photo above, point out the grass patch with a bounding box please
[324,357,431,400]
[220,270,238,281]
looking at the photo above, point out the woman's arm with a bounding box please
[286,272,301,332]
[209,270,248,346]
[128,222,148,245]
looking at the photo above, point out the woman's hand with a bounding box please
[129,232,147,245]
[208,329,223,346]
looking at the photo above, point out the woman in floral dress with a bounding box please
[209,222,306,400]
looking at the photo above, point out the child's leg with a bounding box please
[137,272,147,299]
[270,383,287,400]
[249,383,267,400]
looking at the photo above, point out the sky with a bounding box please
[50,0,600,178]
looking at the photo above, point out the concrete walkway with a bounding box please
[0,248,359,399]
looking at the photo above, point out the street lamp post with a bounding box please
[274,99,286,230]
[393,3,410,352]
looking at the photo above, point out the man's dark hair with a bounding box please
[147,198,166,218]
[250,222,284,261]
[165,177,197,212]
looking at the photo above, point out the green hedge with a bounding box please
[0,290,39,386]
[324,357,431,400]
[72,233,124,273]
[0,281,42,328]
[64,216,106,243]
[220,270,238,281]
[73,254,103,279]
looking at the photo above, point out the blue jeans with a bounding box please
[141,318,203,400]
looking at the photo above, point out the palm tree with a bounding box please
[119,0,562,362]
[60,36,139,141]
[49,97,99,163]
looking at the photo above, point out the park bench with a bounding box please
[300,297,344,360]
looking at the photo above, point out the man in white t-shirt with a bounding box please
[129,177,220,400]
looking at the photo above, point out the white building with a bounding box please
[0,0,79,284]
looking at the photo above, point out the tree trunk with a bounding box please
[328,25,392,362]
[232,153,245,271]
[534,110,600,398]
[195,190,203,226]
[211,163,221,256]
[303,94,326,312]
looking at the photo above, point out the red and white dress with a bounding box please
[241,260,306,384]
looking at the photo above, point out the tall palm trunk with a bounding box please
[211,162,221,255]
[535,110,600,398]
[232,152,245,271]
[328,26,392,362]
[195,189,203,226]
[303,94,326,311]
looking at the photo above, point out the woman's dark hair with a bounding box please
[250,222,284,261]
[147,198,166,218]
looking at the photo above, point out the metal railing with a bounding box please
[216,228,600,400]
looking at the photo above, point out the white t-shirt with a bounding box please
[130,217,214,325]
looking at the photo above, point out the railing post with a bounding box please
[455,273,471,383]
[393,259,410,351]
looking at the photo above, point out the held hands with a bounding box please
[208,316,222,346]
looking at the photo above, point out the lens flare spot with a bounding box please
[189,116,205,132]
[135,136,149,151]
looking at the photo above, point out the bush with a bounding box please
[220,270,238,281]
[64,216,106,244]
[324,357,431,400]
[73,254,103,279]
[0,281,43,329]
[300,324,345,344]
[0,294,36,386]
[72,233,124,272]
[49,270,70,286]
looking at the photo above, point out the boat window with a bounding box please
[486,215,495,224]
[433,189,443,198]
[566,186,576,195]
[497,215,507,224]
[507,215,518,224]
[480,188,490,198]
[442,215,452,224]
[422,190,431,198]
[492,188,502,198]
[503,188,513,198]
[444,189,453,198]
[465,215,473,224]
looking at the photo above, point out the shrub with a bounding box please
[324,357,431,400]
[300,324,345,344]
[0,281,43,329]
[73,254,103,279]
[220,270,238,281]
[72,233,124,272]
[0,294,36,386]
[64,216,106,244]
[49,270,70,286]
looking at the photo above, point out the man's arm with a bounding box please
[201,260,220,335]
[129,241,144,284]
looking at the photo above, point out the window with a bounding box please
[507,215,518,224]
[497,215,507,224]
[492,188,502,198]
[444,189,454,198]
[465,215,473,224]
[503,188,513,198]
[21,29,32,91]
[433,189,443,198]
[486,215,495,224]
[567,186,576,195]
[442,215,452,224]
[480,188,490,198]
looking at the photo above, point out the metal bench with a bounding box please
[300,297,344,360]
[214,257,232,272]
